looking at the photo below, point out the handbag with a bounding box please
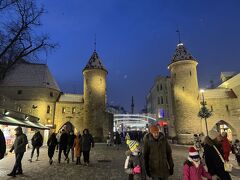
[213,145,233,172]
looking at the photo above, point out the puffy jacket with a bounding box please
[143,132,174,179]
[31,132,43,147]
[11,133,28,154]
[82,133,94,151]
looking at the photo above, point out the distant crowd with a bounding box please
[1,126,240,179]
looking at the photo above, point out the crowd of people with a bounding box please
[123,126,240,180]
[0,126,94,177]
[1,125,240,179]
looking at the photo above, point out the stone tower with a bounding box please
[83,50,108,141]
[168,43,201,144]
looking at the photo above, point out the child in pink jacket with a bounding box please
[183,147,212,180]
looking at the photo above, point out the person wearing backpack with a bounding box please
[8,126,28,177]
[0,129,6,160]
[29,131,43,162]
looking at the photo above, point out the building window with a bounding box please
[157,85,159,92]
[72,107,76,114]
[47,105,51,114]
[190,71,192,76]
[62,107,66,113]
[161,96,164,104]
[210,105,213,111]
[17,90,22,95]
[50,92,53,97]
[226,105,229,111]
[157,97,160,104]
[160,84,163,91]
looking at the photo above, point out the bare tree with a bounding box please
[0,0,57,79]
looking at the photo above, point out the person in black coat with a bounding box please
[58,129,69,163]
[66,131,76,162]
[29,131,43,162]
[47,133,58,165]
[81,129,94,166]
[204,130,231,180]
[0,129,6,160]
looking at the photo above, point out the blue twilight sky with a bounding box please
[39,0,240,112]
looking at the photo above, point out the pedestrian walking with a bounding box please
[56,130,61,152]
[8,126,28,177]
[233,139,240,166]
[47,132,58,165]
[29,131,43,162]
[107,132,112,146]
[204,130,231,180]
[143,125,174,180]
[113,131,121,150]
[183,146,212,180]
[81,129,94,166]
[124,140,146,180]
[221,131,231,161]
[0,129,6,160]
[74,132,82,165]
[66,131,76,162]
[58,129,69,163]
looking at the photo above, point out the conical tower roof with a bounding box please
[83,51,107,73]
[171,43,196,62]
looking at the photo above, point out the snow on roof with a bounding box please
[172,43,196,62]
[0,62,60,91]
[59,93,83,103]
[202,89,237,99]
[220,72,237,82]
[83,51,107,72]
[218,73,240,89]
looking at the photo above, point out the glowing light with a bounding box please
[200,89,205,93]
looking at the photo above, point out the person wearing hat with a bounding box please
[143,124,174,179]
[8,126,28,177]
[183,146,212,180]
[124,140,146,180]
[203,129,231,180]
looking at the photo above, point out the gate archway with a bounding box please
[213,120,235,141]
[59,121,74,133]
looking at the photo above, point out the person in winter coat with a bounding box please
[66,131,76,162]
[107,132,112,146]
[204,130,231,180]
[183,146,212,180]
[47,133,58,165]
[8,126,28,177]
[0,129,6,160]
[143,125,174,180]
[74,132,82,165]
[124,140,146,180]
[233,139,240,166]
[29,131,43,162]
[81,129,94,166]
[113,131,121,150]
[58,129,69,163]
[221,131,231,161]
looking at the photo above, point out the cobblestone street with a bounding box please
[0,144,239,180]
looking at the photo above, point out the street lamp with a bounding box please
[198,89,212,136]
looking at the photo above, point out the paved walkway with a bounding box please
[0,144,239,180]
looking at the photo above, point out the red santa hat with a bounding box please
[188,147,199,157]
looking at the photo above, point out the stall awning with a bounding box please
[0,115,49,130]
